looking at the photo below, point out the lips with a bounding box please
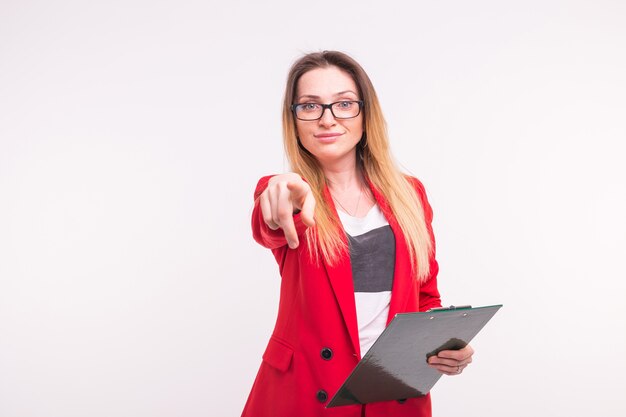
[315,132,343,143]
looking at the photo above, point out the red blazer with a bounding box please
[242,176,442,417]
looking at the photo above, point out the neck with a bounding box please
[326,170,362,193]
[324,160,371,218]
[322,159,362,193]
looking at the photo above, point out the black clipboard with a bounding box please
[326,304,502,407]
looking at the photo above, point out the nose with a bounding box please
[318,106,336,127]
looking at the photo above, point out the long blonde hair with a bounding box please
[282,51,433,281]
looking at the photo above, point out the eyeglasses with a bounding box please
[291,100,364,121]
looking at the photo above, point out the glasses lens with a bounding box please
[331,101,361,119]
[294,103,323,121]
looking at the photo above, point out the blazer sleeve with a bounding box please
[407,176,443,312]
[251,175,311,250]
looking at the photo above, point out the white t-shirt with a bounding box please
[337,205,395,356]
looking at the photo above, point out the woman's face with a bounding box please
[294,66,364,168]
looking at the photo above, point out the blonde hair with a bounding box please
[282,51,433,281]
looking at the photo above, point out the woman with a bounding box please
[242,51,474,417]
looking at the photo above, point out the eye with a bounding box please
[298,103,321,112]
[336,101,354,109]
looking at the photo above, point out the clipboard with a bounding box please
[326,304,502,407]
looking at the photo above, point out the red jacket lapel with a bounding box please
[319,184,362,357]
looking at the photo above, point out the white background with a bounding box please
[1,1,625,416]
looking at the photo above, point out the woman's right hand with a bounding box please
[259,173,316,249]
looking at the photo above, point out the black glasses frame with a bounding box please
[291,100,364,121]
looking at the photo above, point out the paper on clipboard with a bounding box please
[326,304,502,408]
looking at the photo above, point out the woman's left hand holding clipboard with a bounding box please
[427,345,475,376]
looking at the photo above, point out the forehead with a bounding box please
[296,66,358,99]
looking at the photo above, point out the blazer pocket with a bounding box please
[262,336,294,372]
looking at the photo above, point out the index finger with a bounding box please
[276,183,299,249]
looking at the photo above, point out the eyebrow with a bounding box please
[296,90,359,101]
